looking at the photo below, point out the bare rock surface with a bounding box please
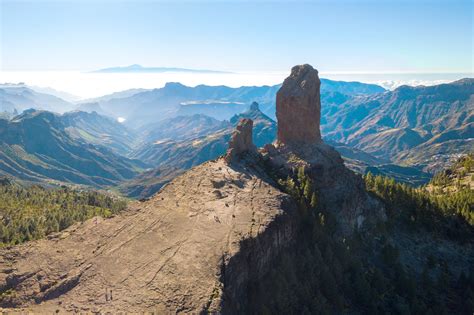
[276,64,322,145]
[0,158,297,313]
[225,118,256,163]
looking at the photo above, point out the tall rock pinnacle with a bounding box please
[276,64,322,145]
[225,118,256,163]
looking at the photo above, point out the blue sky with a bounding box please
[1,0,472,73]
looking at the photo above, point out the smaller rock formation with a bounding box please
[225,118,256,163]
[276,64,322,145]
[249,101,259,111]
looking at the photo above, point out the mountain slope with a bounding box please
[0,157,301,313]
[323,78,474,170]
[61,111,137,155]
[0,84,75,114]
[0,110,144,187]
[140,114,228,144]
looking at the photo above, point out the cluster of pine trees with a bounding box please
[278,166,318,213]
[431,153,474,187]
[0,181,127,246]
[365,169,473,228]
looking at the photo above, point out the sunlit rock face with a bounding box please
[276,64,322,145]
[225,118,256,163]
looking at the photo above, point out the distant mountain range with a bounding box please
[79,88,150,104]
[322,78,474,171]
[0,77,471,195]
[131,102,276,168]
[91,64,231,74]
[77,78,384,127]
[0,83,75,114]
[26,85,81,103]
[0,110,146,187]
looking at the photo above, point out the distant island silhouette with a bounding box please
[91,64,231,74]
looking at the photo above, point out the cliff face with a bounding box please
[276,64,322,145]
[265,143,385,235]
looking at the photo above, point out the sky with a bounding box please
[1,0,473,73]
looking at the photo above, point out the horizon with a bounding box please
[1,68,472,99]
[1,0,472,98]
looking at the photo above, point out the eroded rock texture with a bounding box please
[276,64,322,145]
[267,63,385,235]
[225,118,256,163]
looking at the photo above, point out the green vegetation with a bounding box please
[431,153,473,188]
[365,172,474,229]
[248,165,474,314]
[0,180,127,246]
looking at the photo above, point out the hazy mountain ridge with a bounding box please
[0,78,470,193]
[85,79,384,127]
[322,78,474,170]
[140,114,229,144]
[0,110,145,187]
[0,84,75,114]
[79,88,150,104]
[61,111,138,155]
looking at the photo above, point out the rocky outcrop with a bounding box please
[265,64,385,235]
[261,142,385,235]
[276,64,322,145]
[224,118,256,163]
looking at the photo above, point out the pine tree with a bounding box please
[310,192,318,209]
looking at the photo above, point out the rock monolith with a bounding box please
[276,64,322,145]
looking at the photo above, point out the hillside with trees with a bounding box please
[0,178,127,246]
[249,163,473,314]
